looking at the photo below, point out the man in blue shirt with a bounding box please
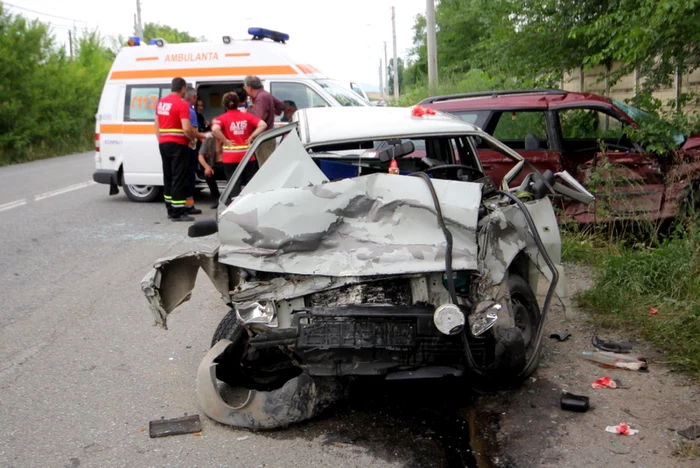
[183,86,207,214]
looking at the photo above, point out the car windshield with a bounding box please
[611,98,686,146]
[315,80,368,107]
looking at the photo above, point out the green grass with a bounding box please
[574,227,700,377]
[0,131,93,167]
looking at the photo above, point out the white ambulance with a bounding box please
[93,28,368,202]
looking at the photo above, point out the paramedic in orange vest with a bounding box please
[154,77,197,222]
[210,92,267,197]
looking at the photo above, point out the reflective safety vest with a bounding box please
[222,144,254,164]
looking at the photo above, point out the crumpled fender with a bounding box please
[478,198,570,316]
[196,340,341,429]
[140,249,237,329]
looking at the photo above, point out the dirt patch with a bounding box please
[473,262,700,467]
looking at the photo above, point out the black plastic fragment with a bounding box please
[549,332,571,342]
[678,425,700,440]
[149,414,202,438]
[592,335,632,353]
[560,392,590,412]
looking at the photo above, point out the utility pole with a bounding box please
[426,0,438,91]
[379,58,384,100]
[391,6,399,101]
[68,30,73,58]
[136,0,144,37]
[383,41,388,96]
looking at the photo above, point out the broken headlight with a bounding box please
[234,301,278,328]
[468,301,501,337]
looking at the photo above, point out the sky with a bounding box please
[4,0,427,91]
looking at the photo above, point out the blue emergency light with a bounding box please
[127,36,141,46]
[248,28,289,43]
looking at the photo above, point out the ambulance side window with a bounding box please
[270,82,329,112]
[125,84,170,121]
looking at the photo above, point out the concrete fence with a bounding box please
[562,63,700,113]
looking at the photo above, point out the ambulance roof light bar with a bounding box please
[149,38,166,47]
[248,28,289,44]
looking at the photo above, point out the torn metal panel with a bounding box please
[141,249,236,329]
[218,173,482,277]
[478,197,567,300]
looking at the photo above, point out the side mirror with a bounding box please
[188,219,218,238]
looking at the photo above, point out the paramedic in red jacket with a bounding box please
[210,92,267,196]
[154,77,197,222]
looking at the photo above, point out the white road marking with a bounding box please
[34,181,97,201]
[0,199,27,212]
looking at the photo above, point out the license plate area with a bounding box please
[298,319,416,350]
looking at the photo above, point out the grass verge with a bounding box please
[570,226,700,377]
[0,132,93,167]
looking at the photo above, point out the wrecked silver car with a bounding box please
[141,106,594,430]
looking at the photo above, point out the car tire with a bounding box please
[467,273,542,390]
[211,310,301,392]
[123,183,163,203]
[508,273,542,380]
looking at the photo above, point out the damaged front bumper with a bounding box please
[197,340,341,430]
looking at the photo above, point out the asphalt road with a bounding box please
[0,153,463,468]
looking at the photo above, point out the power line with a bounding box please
[3,1,90,24]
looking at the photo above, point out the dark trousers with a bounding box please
[187,148,198,202]
[224,161,258,199]
[159,142,190,218]
[206,162,227,199]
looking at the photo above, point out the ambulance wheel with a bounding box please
[123,184,162,203]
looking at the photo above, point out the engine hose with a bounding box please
[410,172,459,305]
[496,190,559,378]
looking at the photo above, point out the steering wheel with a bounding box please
[413,164,484,181]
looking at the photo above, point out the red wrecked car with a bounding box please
[422,89,700,223]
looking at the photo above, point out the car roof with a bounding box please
[294,107,482,146]
[423,90,615,112]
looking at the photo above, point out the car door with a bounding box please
[268,81,330,128]
[556,107,664,220]
[478,110,562,185]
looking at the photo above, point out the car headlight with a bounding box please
[234,301,278,328]
[468,301,501,337]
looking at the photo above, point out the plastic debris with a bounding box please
[592,335,632,353]
[236,436,250,442]
[581,351,648,371]
[649,307,659,315]
[605,423,639,436]
[549,332,571,342]
[678,425,700,440]
[560,392,590,412]
[592,376,617,389]
[149,414,202,438]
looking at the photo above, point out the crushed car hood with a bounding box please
[218,158,483,277]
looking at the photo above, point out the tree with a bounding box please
[142,23,199,43]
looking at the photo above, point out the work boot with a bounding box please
[210,203,218,209]
[171,214,195,222]
[185,206,203,215]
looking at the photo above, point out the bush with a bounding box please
[0,5,114,166]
